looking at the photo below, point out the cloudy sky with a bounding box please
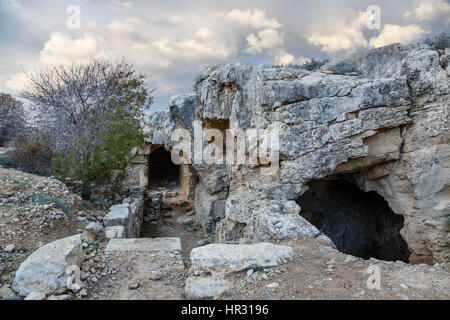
[0,0,449,111]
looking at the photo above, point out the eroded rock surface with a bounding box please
[137,42,449,264]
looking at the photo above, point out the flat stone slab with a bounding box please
[190,242,293,274]
[105,237,182,253]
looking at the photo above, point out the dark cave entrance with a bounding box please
[148,147,180,188]
[296,178,411,262]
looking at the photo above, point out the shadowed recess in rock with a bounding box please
[297,178,411,262]
[148,147,180,188]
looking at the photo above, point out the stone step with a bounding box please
[100,237,185,299]
[105,237,182,253]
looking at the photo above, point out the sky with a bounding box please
[0,0,449,111]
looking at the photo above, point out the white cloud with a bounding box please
[306,10,430,52]
[223,9,286,56]
[405,0,450,22]
[275,52,295,64]
[107,17,145,34]
[246,28,284,53]
[226,9,281,29]
[168,15,184,24]
[5,73,28,90]
[274,52,310,65]
[307,11,370,53]
[7,1,445,110]
[153,35,231,62]
[39,32,99,65]
[307,12,371,53]
[369,24,427,48]
[194,27,214,41]
[99,9,286,66]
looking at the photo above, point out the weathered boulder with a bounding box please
[12,235,83,295]
[25,291,46,300]
[190,242,293,274]
[185,276,231,299]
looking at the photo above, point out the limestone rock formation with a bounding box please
[135,42,449,264]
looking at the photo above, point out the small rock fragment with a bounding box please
[128,282,140,290]
[4,244,15,253]
[149,271,163,281]
[25,291,46,300]
[266,282,279,290]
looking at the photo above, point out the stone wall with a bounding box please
[104,187,145,239]
[142,43,449,263]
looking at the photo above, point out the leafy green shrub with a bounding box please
[32,192,71,214]
[0,154,15,168]
[81,239,99,254]
[52,112,145,198]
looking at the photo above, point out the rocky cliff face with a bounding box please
[140,43,449,264]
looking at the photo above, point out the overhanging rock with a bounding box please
[142,42,449,263]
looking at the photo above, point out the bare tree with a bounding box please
[0,93,27,146]
[20,58,152,195]
[21,58,152,154]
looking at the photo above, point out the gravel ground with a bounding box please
[0,167,108,287]
[1,167,448,301]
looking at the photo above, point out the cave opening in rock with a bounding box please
[296,178,411,262]
[148,147,180,188]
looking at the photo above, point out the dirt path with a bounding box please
[84,238,186,300]
[83,192,449,301]
[221,237,450,300]
[140,192,206,264]
[83,192,205,300]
